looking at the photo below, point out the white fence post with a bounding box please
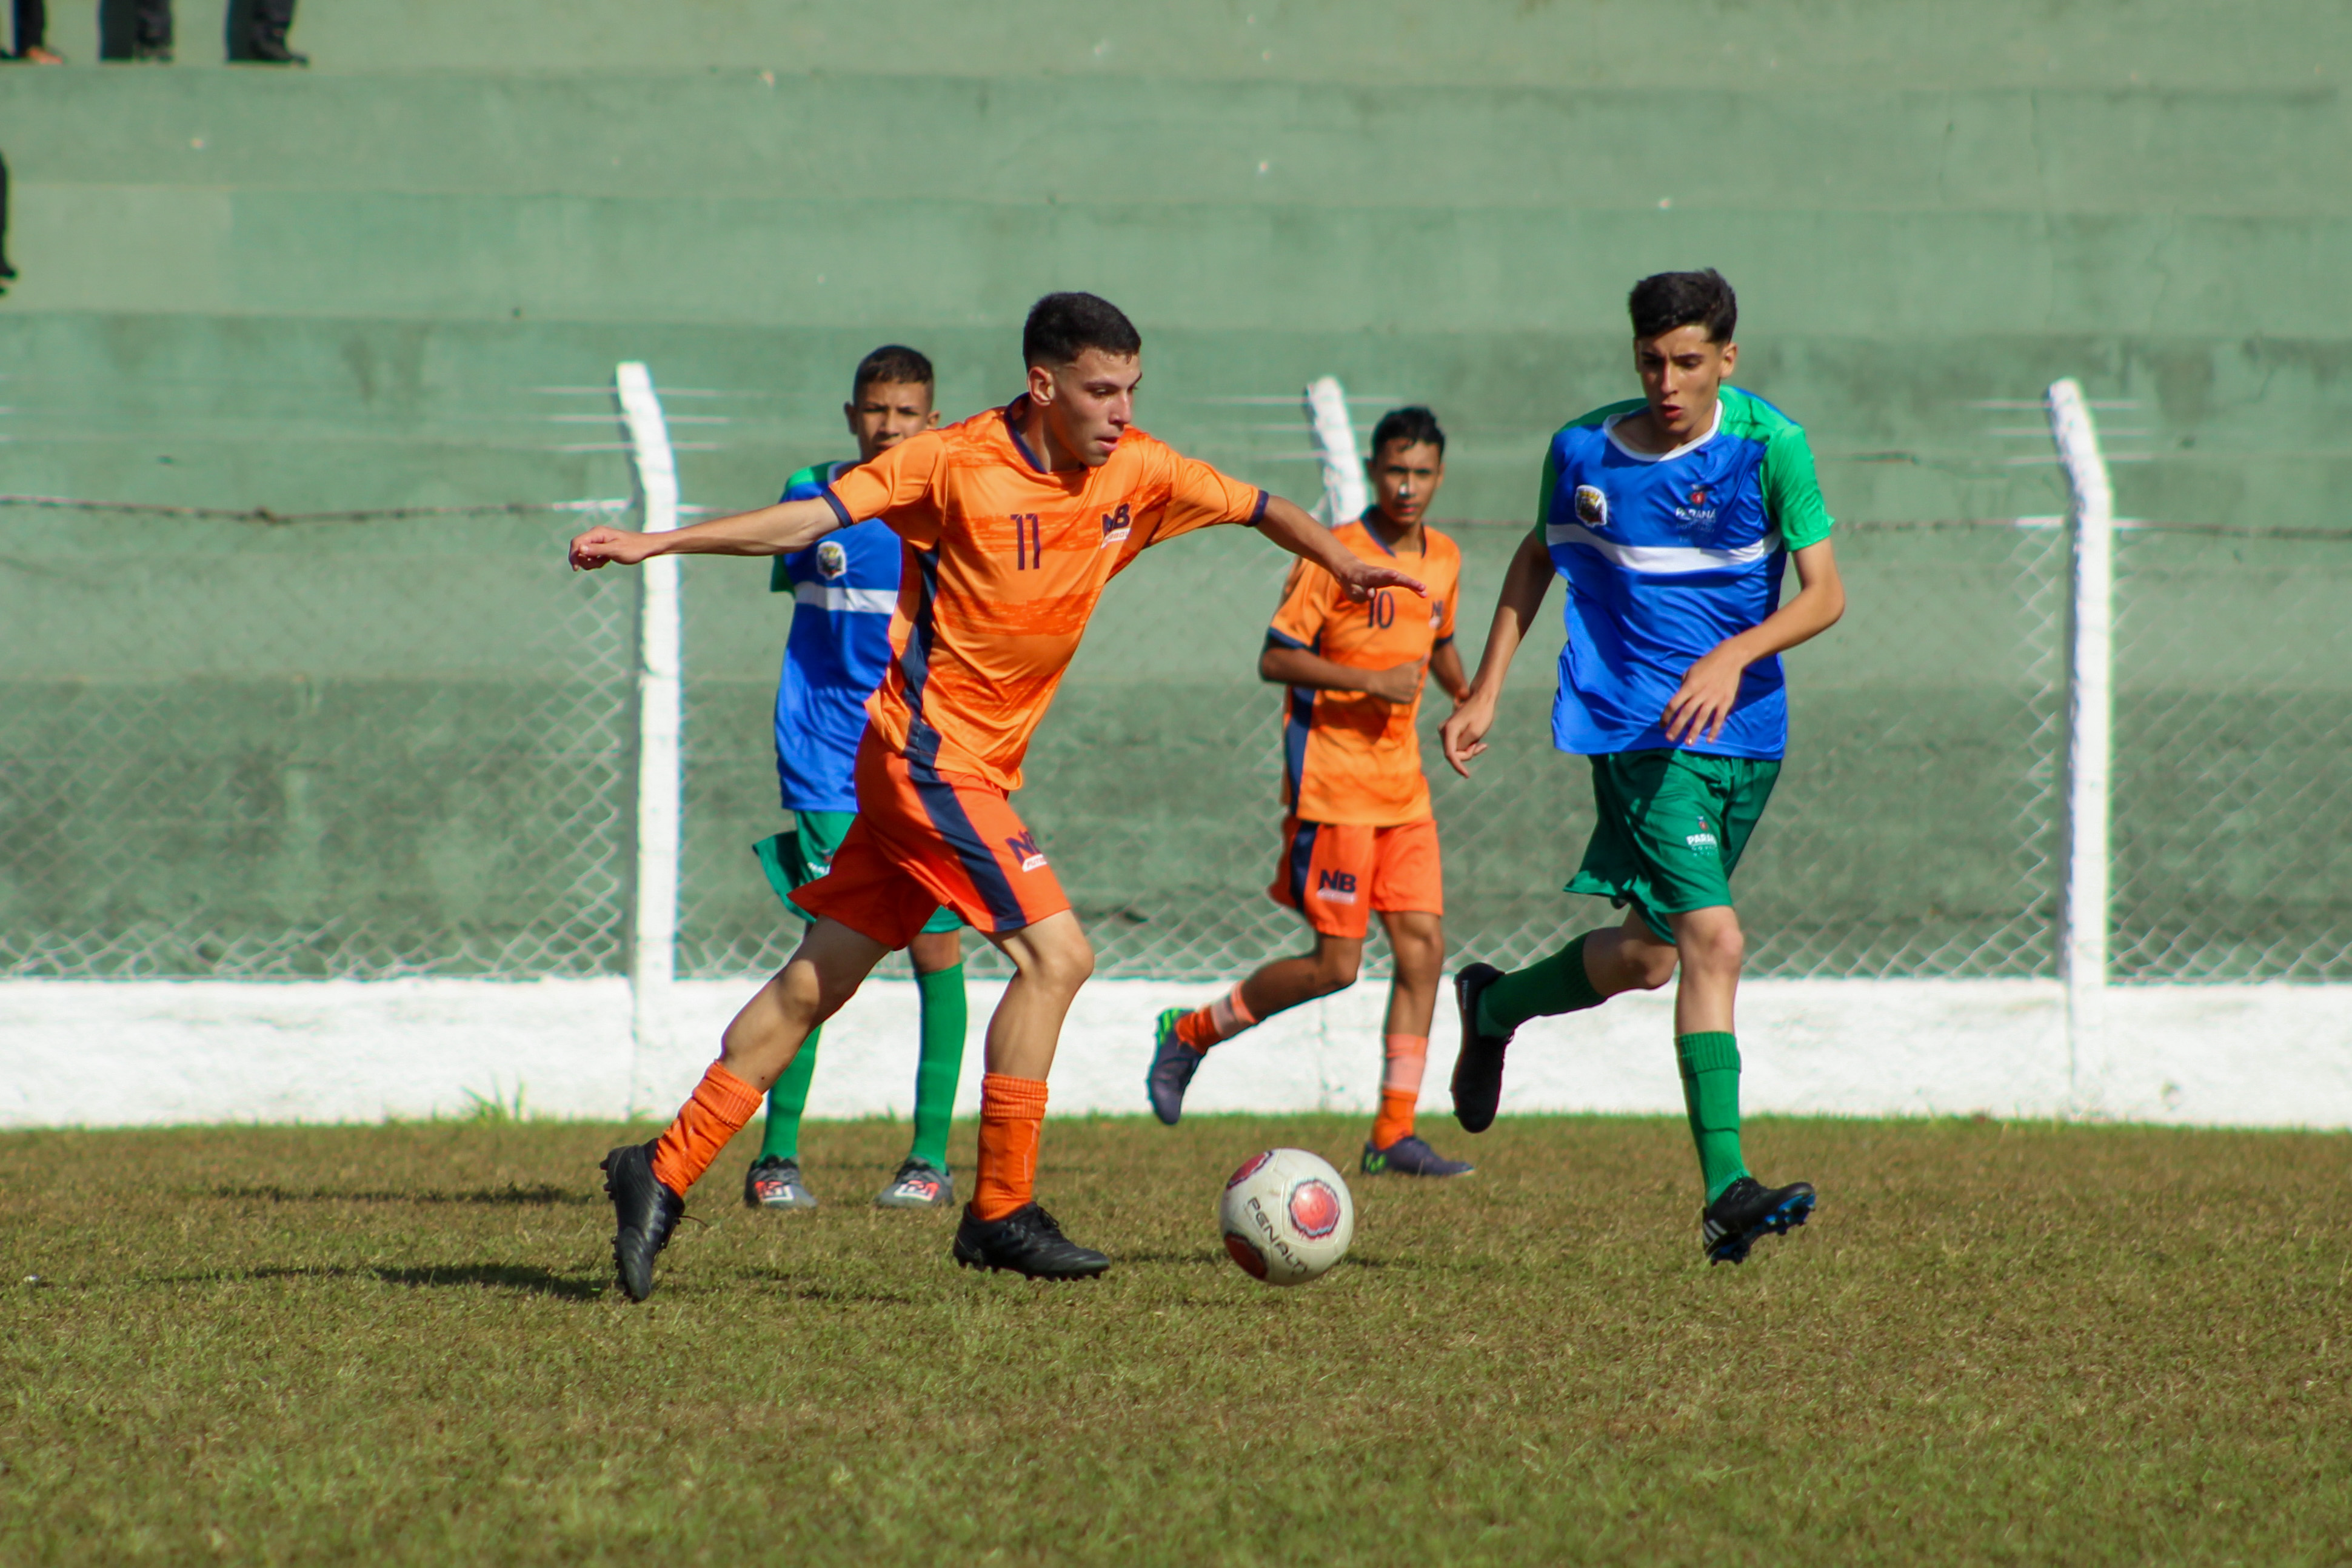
[616,362,683,1111]
[1303,376,1367,525]
[2046,378,2114,1116]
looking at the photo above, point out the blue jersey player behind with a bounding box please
[744,344,972,1212]
[1438,270,1847,1266]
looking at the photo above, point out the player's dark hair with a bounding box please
[1022,292,1143,367]
[852,344,934,398]
[1369,405,1446,459]
[1628,269,1738,344]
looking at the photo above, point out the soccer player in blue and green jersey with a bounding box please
[1438,270,1846,1264]
[743,344,972,1212]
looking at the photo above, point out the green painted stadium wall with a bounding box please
[3,1,2348,980]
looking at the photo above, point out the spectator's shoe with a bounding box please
[1700,1176,1817,1266]
[247,37,309,65]
[874,1158,954,1209]
[16,46,66,64]
[130,42,172,61]
[1450,963,1515,1133]
[952,1202,1110,1280]
[1146,1007,1205,1126]
[1360,1134,1475,1178]
[743,1155,817,1210]
[601,1142,685,1303]
[0,259,17,281]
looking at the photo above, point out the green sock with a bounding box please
[907,962,969,1171]
[758,1025,820,1163]
[1677,1031,1750,1203]
[1475,932,1606,1035]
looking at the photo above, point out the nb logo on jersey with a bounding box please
[1099,503,1132,548]
[1574,485,1609,529]
[1004,830,1050,873]
[815,540,849,580]
[1314,869,1359,904]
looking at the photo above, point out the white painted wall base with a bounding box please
[3,976,2348,1131]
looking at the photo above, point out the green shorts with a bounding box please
[1564,749,1780,944]
[754,809,963,936]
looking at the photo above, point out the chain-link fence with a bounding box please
[2113,527,2352,981]
[15,402,2350,992]
[672,515,2071,983]
[0,499,635,979]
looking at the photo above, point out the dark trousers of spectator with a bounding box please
[1,151,14,279]
[12,0,43,55]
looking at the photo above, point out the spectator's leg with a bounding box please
[131,0,169,58]
[247,0,302,63]
[1,152,15,282]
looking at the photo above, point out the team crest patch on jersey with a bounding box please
[1574,484,1609,529]
[816,540,849,579]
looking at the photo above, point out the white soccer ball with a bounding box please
[1218,1147,1355,1286]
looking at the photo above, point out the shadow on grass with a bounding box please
[151,1263,606,1300]
[205,1183,596,1208]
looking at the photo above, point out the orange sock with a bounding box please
[971,1072,1049,1221]
[1174,982,1258,1053]
[649,1061,765,1195]
[1371,1033,1427,1149]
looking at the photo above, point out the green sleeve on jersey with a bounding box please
[1761,425,1835,551]
[1535,446,1561,531]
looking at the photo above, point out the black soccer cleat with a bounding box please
[1361,1133,1475,1178]
[1450,962,1515,1133]
[602,1141,686,1302]
[952,1201,1111,1281]
[1700,1175,1817,1266]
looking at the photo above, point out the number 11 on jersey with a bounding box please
[1012,513,1043,570]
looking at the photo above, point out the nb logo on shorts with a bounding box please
[1004,829,1050,873]
[1314,869,1359,904]
[1099,503,1132,548]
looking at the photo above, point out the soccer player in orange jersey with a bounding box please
[567,293,1426,1298]
[1145,407,1477,1176]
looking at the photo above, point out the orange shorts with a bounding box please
[792,731,1071,948]
[1266,815,1444,940]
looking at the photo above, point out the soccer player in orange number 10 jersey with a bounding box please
[567,293,1427,1298]
[1147,407,1477,1178]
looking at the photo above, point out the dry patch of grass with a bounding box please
[3,1114,2347,1564]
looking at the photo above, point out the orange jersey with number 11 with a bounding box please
[823,399,1269,793]
[1266,517,1461,826]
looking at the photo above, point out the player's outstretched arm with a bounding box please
[1439,525,1555,777]
[1254,494,1427,602]
[567,497,843,572]
[1662,538,1846,744]
[1259,645,1428,705]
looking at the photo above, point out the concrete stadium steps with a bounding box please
[2,312,2344,532]
[2,60,2347,524]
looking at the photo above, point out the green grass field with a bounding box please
[4,1113,2347,1565]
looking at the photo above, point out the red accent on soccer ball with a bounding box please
[1225,1150,1275,1190]
[1224,1232,1269,1278]
[1288,1179,1341,1240]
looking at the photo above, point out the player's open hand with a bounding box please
[1662,644,1748,744]
[1362,659,1427,706]
[568,525,655,571]
[1439,692,1496,778]
[1332,559,1428,603]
